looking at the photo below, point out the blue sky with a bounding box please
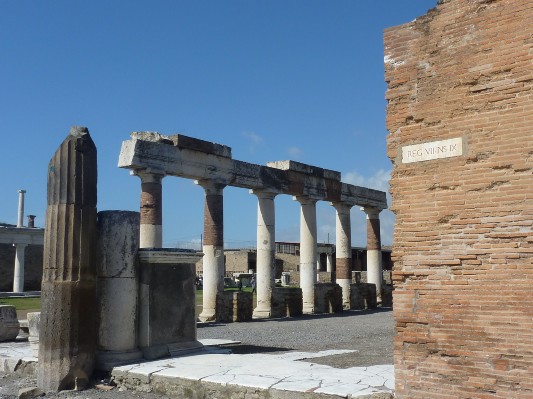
[1,1,436,249]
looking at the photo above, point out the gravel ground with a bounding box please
[0,308,393,398]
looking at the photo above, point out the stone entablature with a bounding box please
[118,133,387,209]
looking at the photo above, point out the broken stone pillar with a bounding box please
[0,305,20,341]
[251,190,277,319]
[295,196,318,314]
[13,243,27,293]
[37,126,98,392]
[95,211,142,370]
[197,180,225,322]
[333,202,353,309]
[134,170,164,248]
[363,207,382,303]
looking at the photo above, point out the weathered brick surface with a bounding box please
[385,1,533,398]
[203,194,223,246]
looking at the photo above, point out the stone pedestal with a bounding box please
[271,287,303,318]
[381,285,393,308]
[216,291,253,322]
[350,283,377,310]
[0,305,20,341]
[95,211,142,370]
[314,283,343,314]
[27,312,40,357]
[138,249,203,360]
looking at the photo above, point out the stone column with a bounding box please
[38,126,97,392]
[95,211,142,370]
[17,189,26,228]
[333,202,352,308]
[134,170,164,248]
[13,243,27,293]
[363,207,382,302]
[326,253,333,273]
[251,190,277,318]
[197,180,225,322]
[296,196,318,314]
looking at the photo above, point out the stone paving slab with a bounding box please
[0,339,394,398]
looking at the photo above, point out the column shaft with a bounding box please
[198,181,225,322]
[297,197,318,314]
[364,207,382,302]
[17,190,26,228]
[137,172,164,248]
[13,244,27,293]
[334,203,352,308]
[252,191,276,318]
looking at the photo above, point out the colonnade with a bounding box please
[120,133,386,319]
[133,170,382,319]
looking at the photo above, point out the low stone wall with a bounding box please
[314,283,342,314]
[216,291,253,323]
[350,283,377,310]
[271,287,302,318]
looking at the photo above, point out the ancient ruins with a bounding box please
[118,132,387,319]
[385,0,533,397]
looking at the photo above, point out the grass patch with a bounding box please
[0,297,41,311]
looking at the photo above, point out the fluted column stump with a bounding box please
[37,126,98,392]
[197,180,225,322]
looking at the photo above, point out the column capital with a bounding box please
[250,189,278,200]
[131,169,165,183]
[18,189,27,194]
[13,243,28,248]
[195,179,226,195]
[361,206,381,219]
[331,201,353,213]
[293,195,318,206]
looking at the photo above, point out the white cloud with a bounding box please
[242,131,264,153]
[288,147,303,159]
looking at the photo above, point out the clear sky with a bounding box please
[1,0,436,249]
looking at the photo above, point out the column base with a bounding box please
[252,307,272,319]
[198,309,216,322]
[302,304,315,314]
[95,349,143,371]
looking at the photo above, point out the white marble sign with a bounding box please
[402,137,463,164]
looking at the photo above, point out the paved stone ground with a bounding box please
[0,308,393,398]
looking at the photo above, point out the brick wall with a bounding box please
[385,1,533,398]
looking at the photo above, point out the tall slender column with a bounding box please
[251,190,277,318]
[326,254,333,273]
[197,180,225,322]
[363,207,382,302]
[333,202,352,308]
[134,171,164,248]
[296,196,318,314]
[17,189,26,228]
[13,243,27,293]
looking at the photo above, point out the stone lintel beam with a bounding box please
[118,136,387,209]
[0,227,44,245]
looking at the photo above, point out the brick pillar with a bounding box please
[197,180,225,322]
[333,202,352,308]
[295,196,318,314]
[134,171,164,248]
[251,190,277,319]
[363,207,382,302]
